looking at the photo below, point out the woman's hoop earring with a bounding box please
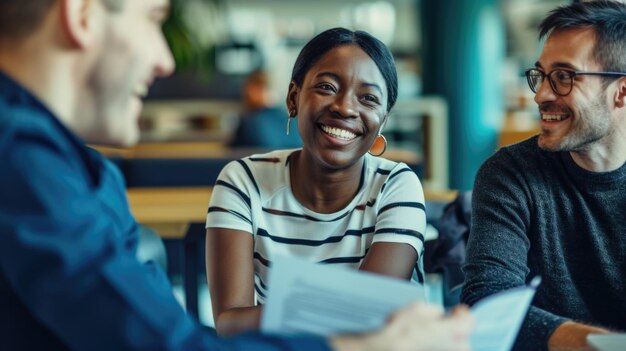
[286,109,296,135]
[368,134,387,157]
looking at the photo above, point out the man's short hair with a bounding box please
[0,0,124,41]
[0,0,56,40]
[539,0,626,75]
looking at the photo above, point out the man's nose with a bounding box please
[534,77,557,105]
[154,34,175,78]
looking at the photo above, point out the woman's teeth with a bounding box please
[321,125,357,140]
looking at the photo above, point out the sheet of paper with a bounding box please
[261,255,424,336]
[470,277,540,351]
[587,334,626,351]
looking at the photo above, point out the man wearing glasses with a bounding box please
[462,1,626,351]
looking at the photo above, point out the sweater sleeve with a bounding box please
[460,149,568,351]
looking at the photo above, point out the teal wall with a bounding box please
[420,0,505,190]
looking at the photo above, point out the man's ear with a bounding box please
[613,77,626,108]
[286,81,299,114]
[60,0,96,49]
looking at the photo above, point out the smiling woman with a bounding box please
[205,27,426,336]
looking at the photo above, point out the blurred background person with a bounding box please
[230,69,302,148]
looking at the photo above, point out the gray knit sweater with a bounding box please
[461,136,626,351]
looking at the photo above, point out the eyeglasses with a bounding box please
[525,68,626,96]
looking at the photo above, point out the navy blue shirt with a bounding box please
[0,71,330,351]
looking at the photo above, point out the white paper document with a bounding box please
[261,255,425,336]
[261,255,537,351]
[470,277,540,351]
[587,333,626,351]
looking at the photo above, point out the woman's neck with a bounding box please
[289,150,364,214]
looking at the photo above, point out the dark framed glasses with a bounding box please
[525,68,626,96]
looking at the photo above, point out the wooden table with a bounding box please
[127,187,212,238]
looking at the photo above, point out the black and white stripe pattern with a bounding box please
[207,149,426,303]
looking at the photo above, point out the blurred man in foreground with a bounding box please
[0,0,472,350]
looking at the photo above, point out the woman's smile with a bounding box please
[319,123,358,141]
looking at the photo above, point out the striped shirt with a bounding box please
[206,149,426,303]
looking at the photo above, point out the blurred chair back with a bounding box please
[424,191,472,307]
